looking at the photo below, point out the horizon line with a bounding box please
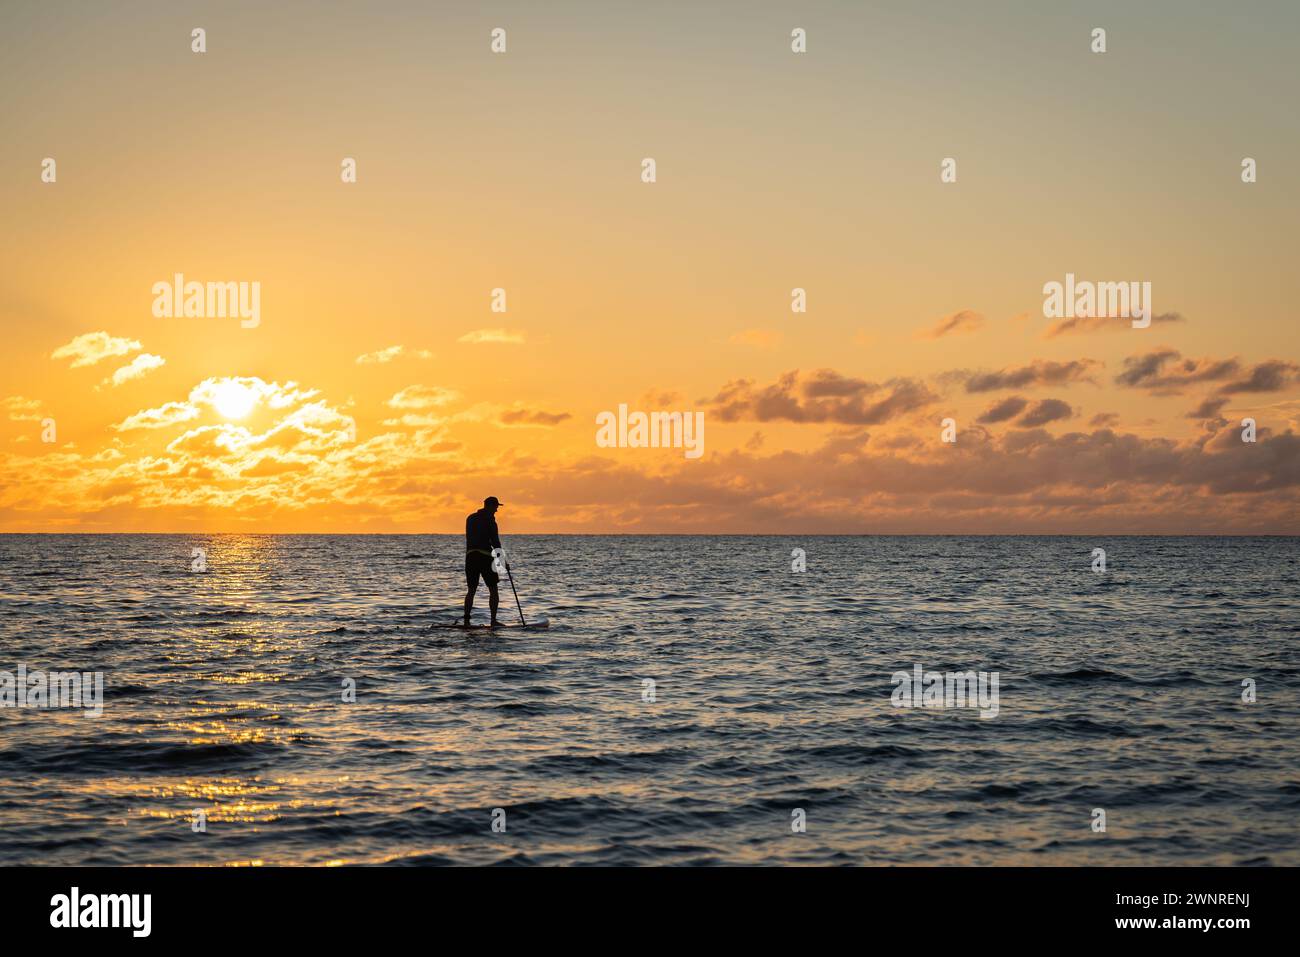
[1,531,1296,538]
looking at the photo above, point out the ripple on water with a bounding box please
[0,534,1296,865]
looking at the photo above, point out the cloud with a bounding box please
[387,385,460,409]
[1114,351,1298,398]
[1218,360,1300,395]
[1016,398,1074,427]
[1089,412,1119,428]
[964,359,1100,393]
[9,335,1299,534]
[166,423,252,458]
[113,401,200,431]
[189,377,319,413]
[355,345,433,364]
[1044,312,1183,338]
[1114,349,1240,392]
[1187,396,1230,420]
[641,389,682,406]
[151,398,358,484]
[729,329,783,348]
[50,332,141,368]
[382,413,450,428]
[109,378,317,432]
[701,369,938,424]
[917,310,984,339]
[238,457,312,479]
[2,396,44,422]
[976,395,1029,424]
[250,401,356,455]
[458,329,526,345]
[103,353,165,388]
[500,408,572,427]
[9,392,1300,533]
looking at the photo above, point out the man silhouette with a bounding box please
[464,496,505,626]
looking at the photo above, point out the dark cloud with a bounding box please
[496,423,1300,533]
[1116,351,1298,397]
[701,369,938,425]
[1044,312,1183,338]
[1186,396,1230,420]
[1115,349,1240,392]
[918,310,983,339]
[1016,398,1074,427]
[1089,412,1119,427]
[500,409,571,427]
[977,395,1029,424]
[802,369,874,398]
[1218,360,1300,394]
[964,359,1100,393]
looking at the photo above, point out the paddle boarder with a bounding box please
[464,496,505,626]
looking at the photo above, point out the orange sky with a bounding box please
[2,1,1298,533]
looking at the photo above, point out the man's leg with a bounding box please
[487,583,500,624]
[464,561,478,625]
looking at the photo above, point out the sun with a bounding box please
[211,380,258,419]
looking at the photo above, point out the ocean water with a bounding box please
[0,534,1296,866]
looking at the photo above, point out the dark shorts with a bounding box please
[465,551,500,589]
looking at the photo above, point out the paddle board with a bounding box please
[430,619,549,630]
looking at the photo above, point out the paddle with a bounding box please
[504,561,526,626]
